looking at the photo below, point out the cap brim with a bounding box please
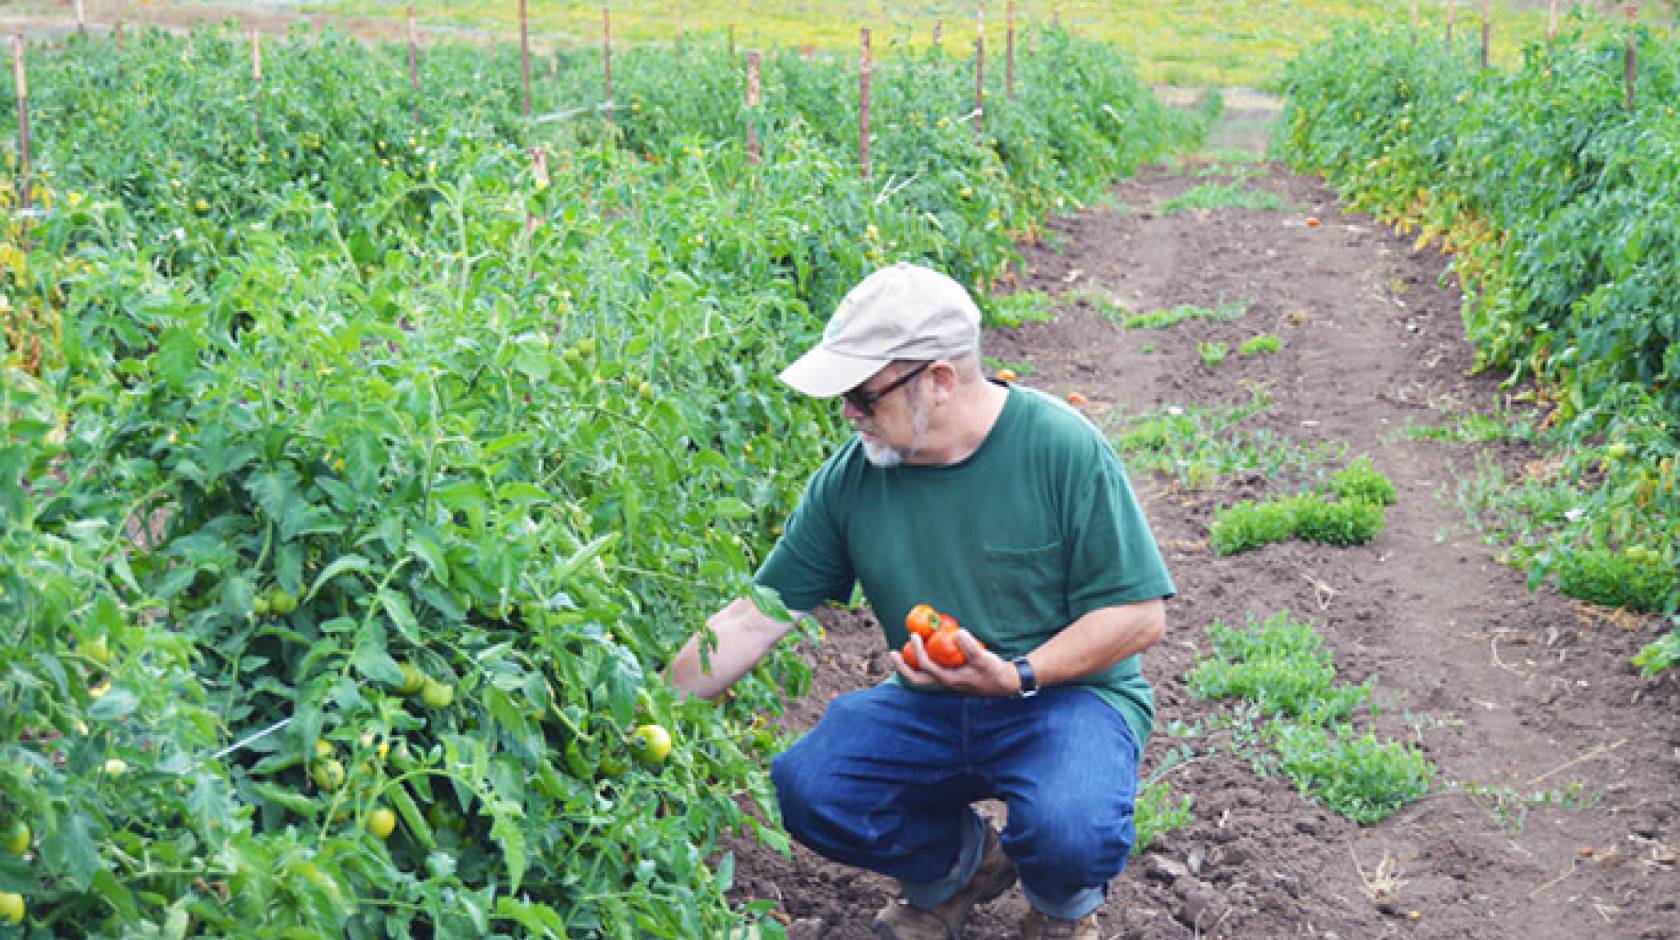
[778,345,888,398]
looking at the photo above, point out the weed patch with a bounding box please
[1120,300,1249,329]
[1161,181,1285,213]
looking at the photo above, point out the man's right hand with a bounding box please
[665,596,802,699]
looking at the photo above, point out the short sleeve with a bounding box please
[753,458,857,613]
[1064,444,1176,619]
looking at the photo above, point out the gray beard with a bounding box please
[859,394,930,468]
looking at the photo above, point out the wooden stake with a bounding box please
[603,7,614,126]
[12,36,30,215]
[674,5,683,40]
[1548,0,1559,40]
[746,50,761,165]
[408,4,420,128]
[859,28,871,179]
[1626,4,1638,110]
[1485,2,1501,60]
[1446,0,1455,47]
[728,24,735,59]
[1411,0,1418,43]
[251,28,263,144]
[1006,0,1015,100]
[519,0,531,118]
[933,18,942,48]
[974,1,985,135]
[75,0,86,37]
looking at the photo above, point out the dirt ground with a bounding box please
[726,99,1680,939]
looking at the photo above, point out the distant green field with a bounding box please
[307,0,1565,87]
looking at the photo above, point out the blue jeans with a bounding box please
[770,684,1140,921]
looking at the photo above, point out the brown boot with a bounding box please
[873,828,1018,940]
[1020,908,1100,940]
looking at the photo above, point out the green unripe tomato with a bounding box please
[630,724,673,766]
[367,807,397,840]
[4,822,28,856]
[396,663,426,694]
[252,594,271,615]
[267,589,299,615]
[420,679,454,709]
[79,636,113,667]
[311,759,346,791]
[0,891,22,925]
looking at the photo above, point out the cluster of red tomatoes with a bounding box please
[901,603,983,669]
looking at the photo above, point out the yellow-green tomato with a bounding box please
[0,891,22,925]
[79,636,112,667]
[367,807,397,840]
[4,822,28,856]
[420,679,454,709]
[630,724,673,766]
[311,759,346,792]
[396,663,426,694]
[267,589,299,615]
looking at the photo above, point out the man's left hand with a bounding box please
[889,630,1020,696]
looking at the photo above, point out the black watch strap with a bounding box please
[1011,656,1039,698]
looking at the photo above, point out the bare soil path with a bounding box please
[729,97,1680,939]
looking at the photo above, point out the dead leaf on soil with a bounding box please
[1280,308,1312,327]
[1568,601,1650,632]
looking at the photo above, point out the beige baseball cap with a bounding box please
[779,262,982,398]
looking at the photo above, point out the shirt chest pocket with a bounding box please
[979,539,1067,650]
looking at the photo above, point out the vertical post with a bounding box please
[933,19,942,48]
[1411,0,1418,43]
[1006,0,1015,100]
[251,28,263,145]
[115,21,124,80]
[674,5,683,41]
[859,28,871,179]
[745,50,761,165]
[1480,0,1491,70]
[602,7,614,127]
[1548,0,1559,41]
[728,24,735,60]
[1446,0,1455,48]
[12,36,30,215]
[519,0,531,118]
[407,4,421,128]
[1626,4,1638,110]
[75,0,86,37]
[974,1,985,136]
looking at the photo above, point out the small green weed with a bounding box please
[1330,455,1398,505]
[1210,493,1387,554]
[985,290,1059,328]
[1189,611,1435,824]
[1550,547,1677,612]
[1121,301,1248,329]
[1161,181,1284,213]
[1403,412,1535,444]
[1239,333,1282,355]
[1455,781,1600,832]
[1110,390,1345,492]
[1139,341,1157,355]
[1272,724,1434,825]
[1197,340,1229,367]
[1634,623,1680,675]
[1131,779,1194,855]
[1189,612,1371,725]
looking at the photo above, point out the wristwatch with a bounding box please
[1011,656,1039,698]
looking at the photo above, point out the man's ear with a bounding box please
[930,360,960,402]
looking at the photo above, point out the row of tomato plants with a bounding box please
[1277,22,1680,670]
[0,24,1203,937]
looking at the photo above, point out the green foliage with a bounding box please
[1119,301,1248,329]
[1328,456,1397,506]
[987,290,1059,328]
[1196,340,1229,367]
[1403,410,1537,444]
[1633,624,1680,675]
[1239,333,1282,355]
[1272,724,1435,825]
[1131,779,1193,856]
[1209,492,1388,555]
[1160,181,1284,213]
[1189,612,1371,725]
[1189,611,1434,824]
[0,23,1197,937]
[1110,390,1346,492]
[1278,22,1680,673]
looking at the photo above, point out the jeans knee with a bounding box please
[1013,808,1134,885]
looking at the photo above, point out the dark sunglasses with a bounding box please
[843,361,932,417]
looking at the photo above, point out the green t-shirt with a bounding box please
[755,383,1176,746]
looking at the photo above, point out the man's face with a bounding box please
[843,362,932,468]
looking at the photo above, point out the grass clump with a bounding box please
[985,291,1058,328]
[1210,493,1387,555]
[1120,301,1248,329]
[1161,181,1284,213]
[1189,611,1435,824]
[1197,340,1229,367]
[1131,780,1193,856]
[1239,333,1282,355]
[1329,455,1397,506]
